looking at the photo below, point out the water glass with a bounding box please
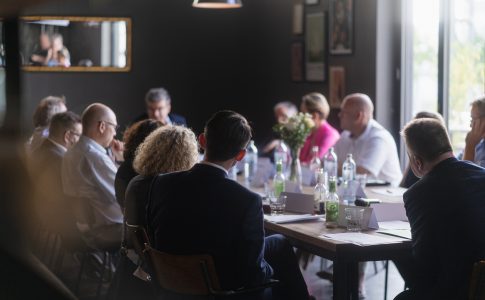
[270,194,287,215]
[344,207,364,232]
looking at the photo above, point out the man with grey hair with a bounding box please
[133,87,187,126]
[463,95,485,167]
[334,93,402,186]
[395,118,485,300]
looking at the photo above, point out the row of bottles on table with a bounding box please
[313,172,339,228]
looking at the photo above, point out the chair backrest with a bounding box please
[125,222,150,262]
[144,244,221,296]
[469,260,485,300]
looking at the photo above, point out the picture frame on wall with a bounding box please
[329,66,345,108]
[305,12,325,82]
[305,0,320,5]
[291,42,304,81]
[329,0,353,55]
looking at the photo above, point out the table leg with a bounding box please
[333,261,359,300]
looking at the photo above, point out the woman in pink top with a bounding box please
[299,92,340,163]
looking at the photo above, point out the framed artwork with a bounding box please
[305,0,320,5]
[291,42,304,81]
[329,66,345,108]
[329,0,353,55]
[292,4,304,35]
[305,12,325,82]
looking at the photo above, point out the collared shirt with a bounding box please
[47,138,67,154]
[62,135,123,227]
[334,119,402,186]
[474,139,485,167]
[200,160,229,176]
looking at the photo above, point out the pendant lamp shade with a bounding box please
[192,0,242,9]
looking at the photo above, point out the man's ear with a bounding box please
[198,133,206,150]
[413,155,424,171]
[63,131,70,145]
[235,149,246,161]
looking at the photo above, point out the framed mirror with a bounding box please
[20,16,131,72]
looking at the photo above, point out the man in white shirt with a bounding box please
[62,103,123,244]
[335,93,402,186]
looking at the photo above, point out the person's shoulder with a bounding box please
[169,113,187,126]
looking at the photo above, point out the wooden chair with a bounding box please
[144,244,278,299]
[469,260,485,300]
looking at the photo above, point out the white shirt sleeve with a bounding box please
[356,136,389,177]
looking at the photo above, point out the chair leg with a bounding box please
[75,251,88,295]
[373,261,379,274]
[383,260,389,300]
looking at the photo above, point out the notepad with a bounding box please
[321,232,402,246]
[264,214,323,224]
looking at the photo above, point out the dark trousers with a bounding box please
[264,234,309,300]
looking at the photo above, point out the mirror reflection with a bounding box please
[20,17,131,71]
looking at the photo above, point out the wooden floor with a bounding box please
[301,257,405,300]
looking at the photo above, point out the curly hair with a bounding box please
[133,125,199,176]
[123,119,163,162]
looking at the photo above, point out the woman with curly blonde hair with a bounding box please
[125,125,199,225]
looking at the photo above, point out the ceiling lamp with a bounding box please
[192,0,242,9]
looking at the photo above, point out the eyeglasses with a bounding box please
[100,120,120,131]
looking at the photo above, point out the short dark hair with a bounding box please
[145,88,171,104]
[123,119,163,161]
[401,118,452,162]
[32,96,66,127]
[204,110,252,161]
[48,111,81,138]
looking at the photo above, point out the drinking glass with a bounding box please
[344,207,364,232]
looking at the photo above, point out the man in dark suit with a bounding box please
[395,118,485,300]
[133,87,187,126]
[147,110,310,300]
[31,111,82,235]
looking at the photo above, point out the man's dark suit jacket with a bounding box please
[132,112,187,126]
[146,163,273,290]
[403,157,485,299]
[31,139,77,235]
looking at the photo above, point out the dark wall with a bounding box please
[20,0,380,147]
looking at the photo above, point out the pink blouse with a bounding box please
[299,121,340,163]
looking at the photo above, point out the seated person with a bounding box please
[335,93,402,186]
[262,101,298,156]
[114,119,163,208]
[125,125,198,226]
[146,110,311,300]
[395,118,485,300]
[30,33,51,66]
[400,111,444,188]
[27,96,67,154]
[299,92,340,163]
[62,103,123,245]
[45,33,70,67]
[31,111,82,238]
[463,95,485,167]
[133,87,187,126]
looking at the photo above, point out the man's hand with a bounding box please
[110,139,124,162]
[463,118,485,161]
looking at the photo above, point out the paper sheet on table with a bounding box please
[321,232,402,246]
[264,214,322,224]
[378,221,410,230]
[370,187,406,197]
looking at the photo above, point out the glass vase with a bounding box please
[289,147,302,190]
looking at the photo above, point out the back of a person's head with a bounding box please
[48,111,81,138]
[81,103,112,132]
[302,92,330,120]
[145,87,171,104]
[32,96,66,127]
[414,111,445,124]
[204,110,252,162]
[274,101,298,115]
[471,95,485,116]
[133,125,198,176]
[123,119,163,161]
[401,118,452,162]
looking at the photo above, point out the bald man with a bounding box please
[334,93,402,186]
[62,103,123,243]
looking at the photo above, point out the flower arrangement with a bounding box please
[273,112,315,151]
[273,113,315,184]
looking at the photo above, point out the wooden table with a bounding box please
[264,219,412,300]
